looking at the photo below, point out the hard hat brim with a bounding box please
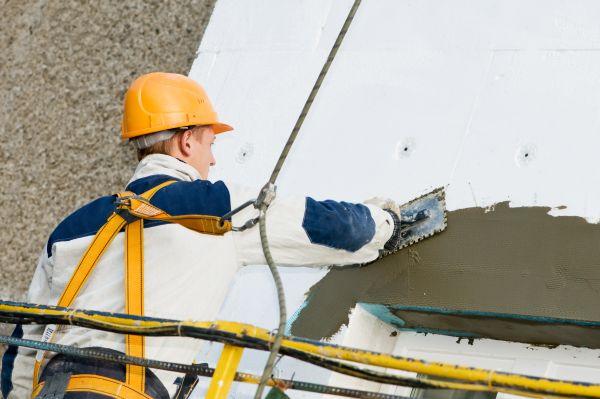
[212,122,234,134]
[123,121,234,141]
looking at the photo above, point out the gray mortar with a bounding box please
[0,0,216,356]
[291,202,600,342]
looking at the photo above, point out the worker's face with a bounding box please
[187,126,216,179]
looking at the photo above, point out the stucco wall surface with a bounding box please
[0,0,215,300]
[0,0,215,348]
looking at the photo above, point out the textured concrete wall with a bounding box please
[0,0,216,345]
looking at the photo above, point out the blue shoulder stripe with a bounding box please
[46,175,231,257]
[125,174,178,194]
[147,179,231,219]
[46,195,117,257]
[302,197,375,252]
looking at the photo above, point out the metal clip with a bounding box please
[254,182,277,209]
[114,196,133,207]
[217,183,277,232]
[114,194,146,207]
[232,217,259,232]
[218,199,259,232]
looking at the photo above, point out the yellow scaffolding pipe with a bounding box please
[206,344,245,399]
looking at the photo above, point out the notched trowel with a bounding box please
[395,187,447,251]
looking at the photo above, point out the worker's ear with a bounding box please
[177,129,195,157]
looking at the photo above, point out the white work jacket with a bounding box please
[3,154,394,398]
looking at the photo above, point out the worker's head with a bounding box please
[134,125,216,179]
[121,72,232,178]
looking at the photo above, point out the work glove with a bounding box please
[363,197,400,217]
[363,197,402,254]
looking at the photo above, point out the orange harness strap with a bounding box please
[124,209,146,391]
[119,196,232,236]
[32,374,154,399]
[31,201,132,387]
[122,180,175,392]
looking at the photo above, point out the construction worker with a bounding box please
[1,72,403,399]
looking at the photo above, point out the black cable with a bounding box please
[0,334,412,399]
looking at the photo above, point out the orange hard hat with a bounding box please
[121,72,233,140]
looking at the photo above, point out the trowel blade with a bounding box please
[396,187,447,250]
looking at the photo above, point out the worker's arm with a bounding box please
[146,178,398,267]
[229,185,397,267]
[2,252,50,399]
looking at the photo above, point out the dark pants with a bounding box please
[35,348,169,399]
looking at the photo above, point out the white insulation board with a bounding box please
[189,1,600,396]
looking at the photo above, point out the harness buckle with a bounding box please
[114,194,149,209]
[114,196,133,207]
[114,196,141,224]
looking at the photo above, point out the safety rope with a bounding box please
[253,1,363,398]
[266,0,362,185]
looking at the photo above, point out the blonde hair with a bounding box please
[134,126,207,161]
[136,131,181,161]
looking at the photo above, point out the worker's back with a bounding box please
[5,155,240,397]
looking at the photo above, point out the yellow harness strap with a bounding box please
[122,180,174,393]
[32,179,233,397]
[32,374,154,399]
[125,213,145,391]
[31,193,136,387]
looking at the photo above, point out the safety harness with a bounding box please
[31,180,232,399]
